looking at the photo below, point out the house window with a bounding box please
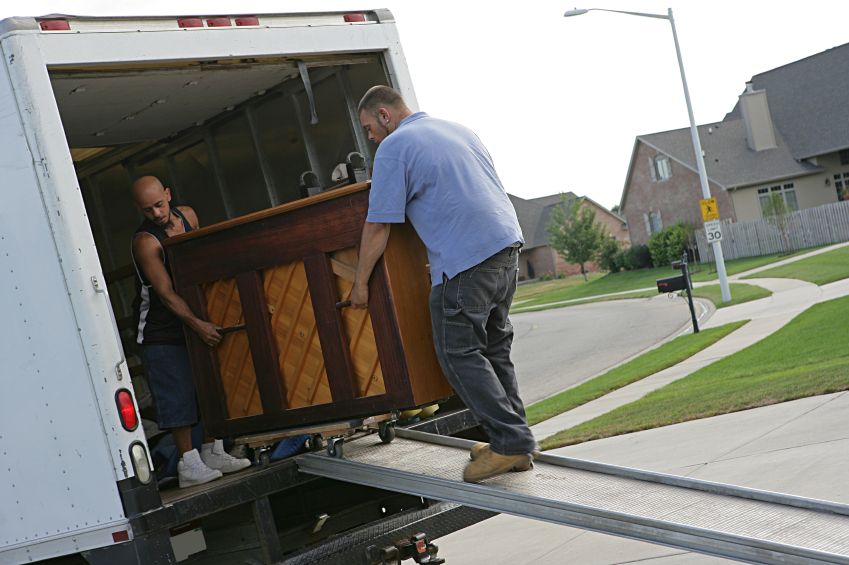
[644,210,663,235]
[839,149,849,166]
[834,171,849,201]
[758,183,798,215]
[651,155,672,182]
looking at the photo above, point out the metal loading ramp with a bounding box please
[297,429,849,564]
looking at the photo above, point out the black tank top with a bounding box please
[132,208,193,346]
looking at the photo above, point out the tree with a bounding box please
[762,193,793,253]
[547,195,607,281]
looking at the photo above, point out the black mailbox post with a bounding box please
[656,253,699,333]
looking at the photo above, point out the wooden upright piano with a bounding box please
[165,182,453,438]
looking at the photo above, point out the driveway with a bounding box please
[512,294,695,404]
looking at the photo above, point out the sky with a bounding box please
[5,1,849,209]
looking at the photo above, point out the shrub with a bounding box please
[620,244,652,270]
[598,237,622,272]
[648,223,692,267]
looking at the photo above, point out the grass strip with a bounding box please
[526,320,748,426]
[743,245,849,285]
[541,296,849,449]
[690,283,771,309]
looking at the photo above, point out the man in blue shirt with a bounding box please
[350,86,537,482]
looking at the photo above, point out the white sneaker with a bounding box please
[178,448,222,488]
[201,439,252,474]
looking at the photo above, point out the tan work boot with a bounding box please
[463,449,533,483]
[470,442,539,472]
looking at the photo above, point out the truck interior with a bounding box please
[52,53,386,453]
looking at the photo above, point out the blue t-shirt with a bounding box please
[366,112,523,284]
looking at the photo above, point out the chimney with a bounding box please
[739,82,776,151]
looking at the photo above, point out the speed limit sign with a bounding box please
[704,220,723,243]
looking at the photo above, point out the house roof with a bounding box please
[725,42,849,160]
[509,192,622,249]
[638,119,820,190]
[509,192,576,249]
[621,41,848,212]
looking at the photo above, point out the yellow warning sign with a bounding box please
[700,198,720,221]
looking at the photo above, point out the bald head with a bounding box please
[132,175,173,226]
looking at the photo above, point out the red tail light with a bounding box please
[344,13,367,23]
[115,389,139,431]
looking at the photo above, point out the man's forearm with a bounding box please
[354,222,391,289]
[160,291,204,331]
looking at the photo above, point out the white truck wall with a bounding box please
[36,20,418,111]
[0,33,135,562]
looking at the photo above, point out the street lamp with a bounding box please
[564,7,731,303]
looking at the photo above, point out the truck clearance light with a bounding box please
[344,13,367,22]
[130,441,153,484]
[112,529,130,543]
[38,19,71,31]
[206,17,232,27]
[177,18,203,28]
[115,389,139,431]
[235,17,260,26]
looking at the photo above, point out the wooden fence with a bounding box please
[696,200,849,261]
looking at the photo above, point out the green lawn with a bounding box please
[514,250,807,311]
[690,283,771,309]
[541,295,849,450]
[742,245,849,285]
[526,321,747,426]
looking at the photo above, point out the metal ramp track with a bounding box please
[297,429,849,564]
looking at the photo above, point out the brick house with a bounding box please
[510,193,629,280]
[621,42,849,248]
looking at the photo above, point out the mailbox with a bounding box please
[657,275,688,293]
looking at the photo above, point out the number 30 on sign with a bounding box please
[704,220,723,243]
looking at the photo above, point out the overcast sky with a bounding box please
[6,1,849,209]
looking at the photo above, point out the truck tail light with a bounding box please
[344,13,367,23]
[115,389,139,431]
[129,442,153,484]
[38,19,71,31]
[235,17,259,26]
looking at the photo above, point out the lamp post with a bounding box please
[564,7,731,302]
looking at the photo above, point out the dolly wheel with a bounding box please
[306,434,324,452]
[378,421,396,444]
[327,437,344,458]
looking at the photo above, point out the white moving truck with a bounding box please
[0,12,483,564]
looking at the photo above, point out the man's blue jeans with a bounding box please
[429,246,536,456]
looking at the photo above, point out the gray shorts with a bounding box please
[140,344,199,429]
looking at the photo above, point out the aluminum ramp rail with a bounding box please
[297,428,849,564]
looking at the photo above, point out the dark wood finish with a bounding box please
[181,285,230,438]
[235,271,288,413]
[303,253,358,403]
[166,182,453,437]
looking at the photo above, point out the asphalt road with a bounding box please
[511,294,694,404]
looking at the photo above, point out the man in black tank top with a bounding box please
[132,176,250,488]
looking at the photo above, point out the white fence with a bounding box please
[696,200,849,261]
